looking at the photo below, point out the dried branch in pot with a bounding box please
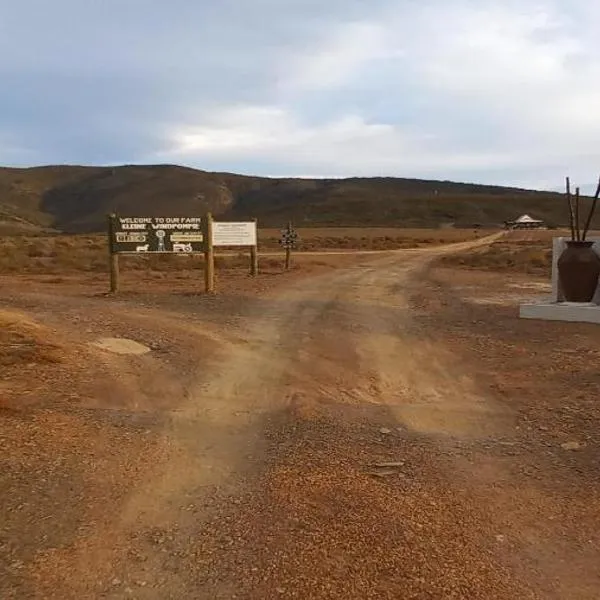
[566,176,576,241]
[575,187,581,241]
[582,176,600,241]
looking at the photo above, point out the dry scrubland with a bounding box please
[259,227,488,250]
[0,227,570,278]
[0,228,567,294]
[0,227,489,275]
[438,229,596,276]
[0,310,63,370]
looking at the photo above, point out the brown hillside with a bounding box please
[0,164,594,233]
[224,176,583,229]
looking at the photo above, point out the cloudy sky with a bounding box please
[1,0,599,189]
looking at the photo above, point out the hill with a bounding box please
[0,164,591,233]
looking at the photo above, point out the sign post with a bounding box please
[107,214,205,293]
[280,221,299,270]
[285,237,291,271]
[204,212,215,294]
[108,213,120,293]
[212,220,258,280]
[106,214,260,294]
[250,218,258,276]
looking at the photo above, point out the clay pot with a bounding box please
[557,241,600,303]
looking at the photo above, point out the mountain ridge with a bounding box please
[0,163,588,233]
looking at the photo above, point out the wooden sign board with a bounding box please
[212,221,257,247]
[107,213,259,295]
[109,216,204,254]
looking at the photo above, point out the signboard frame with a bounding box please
[212,221,258,247]
[108,215,205,255]
[106,213,259,294]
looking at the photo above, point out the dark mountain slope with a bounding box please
[0,164,587,233]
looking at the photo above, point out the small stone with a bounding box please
[373,461,405,468]
[367,469,397,478]
[495,534,506,543]
[93,338,151,355]
[276,587,285,594]
[561,441,583,451]
[111,578,121,586]
[379,428,392,435]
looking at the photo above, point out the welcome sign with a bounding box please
[109,216,204,253]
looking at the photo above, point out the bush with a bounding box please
[439,241,551,275]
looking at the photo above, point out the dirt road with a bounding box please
[2,236,599,599]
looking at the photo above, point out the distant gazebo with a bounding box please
[505,214,546,230]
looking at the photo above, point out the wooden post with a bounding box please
[285,246,291,271]
[107,213,119,293]
[575,187,581,241]
[204,212,215,293]
[284,220,292,270]
[250,218,258,276]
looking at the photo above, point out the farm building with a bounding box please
[504,214,546,230]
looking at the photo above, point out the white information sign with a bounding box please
[212,221,257,247]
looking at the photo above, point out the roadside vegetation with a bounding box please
[0,309,64,370]
[437,229,596,276]
[0,228,489,274]
[438,240,552,276]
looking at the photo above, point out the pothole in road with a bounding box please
[92,337,151,355]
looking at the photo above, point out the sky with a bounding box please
[1,0,600,190]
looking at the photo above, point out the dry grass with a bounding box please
[0,310,64,367]
[440,240,552,275]
[259,227,491,240]
[0,235,206,274]
[0,229,565,281]
[440,228,600,275]
[0,229,491,275]
[0,235,107,274]
[259,227,491,251]
[503,228,600,242]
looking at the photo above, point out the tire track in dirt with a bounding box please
[21,232,580,599]
[95,235,523,598]
[172,236,546,599]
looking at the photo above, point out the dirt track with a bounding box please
[1,236,599,599]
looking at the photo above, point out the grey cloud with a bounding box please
[1,0,599,192]
[0,0,393,165]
